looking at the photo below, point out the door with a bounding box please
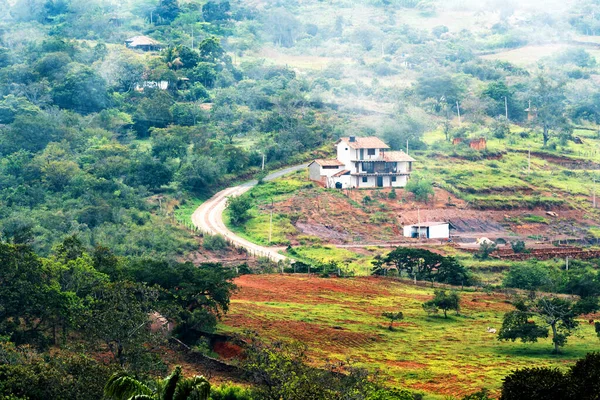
[377,176,383,187]
[359,149,364,160]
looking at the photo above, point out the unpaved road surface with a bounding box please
[191,164,307,262]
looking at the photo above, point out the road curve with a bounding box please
[191,164,308,262]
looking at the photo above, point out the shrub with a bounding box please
[510,240,526,253]
[405,176,434,202]
[203,234,228,251]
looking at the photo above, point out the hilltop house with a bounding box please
[125,35,163,51]
[308,136,415,189]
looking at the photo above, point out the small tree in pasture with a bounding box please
[423,290,461,318]
[382,311,404,331]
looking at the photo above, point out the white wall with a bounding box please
[337,141,354,171]
[428,224,450,239]
[308,163,322,181]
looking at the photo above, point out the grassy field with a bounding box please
[219,274,600,399]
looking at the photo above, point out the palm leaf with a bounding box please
[160,365,182,400]
[173,376,211,400]
[104,373,154,400]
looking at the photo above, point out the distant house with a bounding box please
[403,222,450,239]
[308,136,415,189]
[125,35,163,51]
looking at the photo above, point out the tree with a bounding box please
[474,242,496,260]
[242,338,407,400]
[423,290,460,318]
[154,0,180,24]
[202,1,230,22]
[503,263,551,291]
[498,296,583,353]
[499,352,600,400]
[104,365,210,400]
[382,311,404,331]
[52,67,110,114]
[226,195,252,226]
[198,36,224,62]
[405,176,434,202]
[85,281,161,369]
[500,367,568,400]
[528,75,568,147]
[491,116,510,139]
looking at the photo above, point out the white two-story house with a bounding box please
[308,136,415,189]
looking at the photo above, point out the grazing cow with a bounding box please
[486,327,497,334]
[590,319,595,325]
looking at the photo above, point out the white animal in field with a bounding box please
[486,327,497,334]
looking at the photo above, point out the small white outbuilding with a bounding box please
[403,222,450,239]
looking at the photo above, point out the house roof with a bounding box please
[310,159,344,167]
[125,35,162,47]
[338,137,390,149]
[383,151,416,162]
[406,221,449,228]
[332,169,350,177]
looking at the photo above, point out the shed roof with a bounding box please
[310,159,344,167]
[406,221,449,228]
[125,35,162,47]
[332,169,350,177]
[338,137,390,149]
[383,151,416,162]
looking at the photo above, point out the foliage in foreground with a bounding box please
[499,352,600,400]
[242,338,417,400]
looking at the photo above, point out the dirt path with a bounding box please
[191,164,308,262]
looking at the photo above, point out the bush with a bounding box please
[210,384,255,400]
[203,234,228,251]
[405,176,434,202]
[510,240,526,253]
[226,195,252,226]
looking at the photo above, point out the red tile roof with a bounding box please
[332,169,350,177]
[338,137,390,149]
[383,151,416,162]
[311,159,344,167]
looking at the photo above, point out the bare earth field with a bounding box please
[218,274,600,398]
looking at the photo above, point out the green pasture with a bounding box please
[219,276,600,398]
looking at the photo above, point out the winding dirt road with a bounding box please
[191,164,307,262]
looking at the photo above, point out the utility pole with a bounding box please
[456,101,462,126]
[594,177,596,208]
[262,153,265,170]
[417,207,421,240]
[406,139,409,155]
[504,96,508,120]
[268,198,273,244]
[565,256,569,271]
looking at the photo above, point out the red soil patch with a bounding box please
[225,314,382,352]
[213,341,244,360]
[233,274,393,303]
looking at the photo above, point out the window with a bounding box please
[362,176,368,183]
[391,176,397,182]
[362,162,374,173]
[345,148,348,150]
[367,149,376,156]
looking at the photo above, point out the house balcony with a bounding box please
[350,171,411,176]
